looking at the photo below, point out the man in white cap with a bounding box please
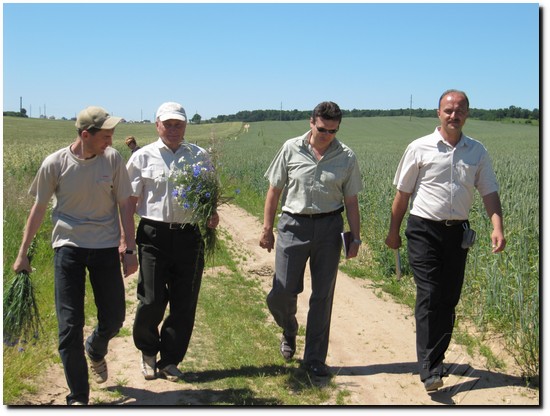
[13,106,137,405]
[124,101,219,382]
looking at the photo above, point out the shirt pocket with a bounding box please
[454,160,478,188]
[141,167,167,186]
[96,177,114,195]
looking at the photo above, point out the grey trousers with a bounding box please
[267,211,343,363]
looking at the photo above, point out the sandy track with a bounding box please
[16,204,539,406]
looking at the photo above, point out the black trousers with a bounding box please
[405,215,469,381]
[133,220,204,369]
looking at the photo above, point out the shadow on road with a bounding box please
[333,361,535,405]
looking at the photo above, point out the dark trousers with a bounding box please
[133,220,204,369]
[267,212,343,364]
[54,246,125,405]
[405,215,469,381]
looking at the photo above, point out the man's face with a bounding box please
[437,93,469,135]
[309,117,340,146]
[82,128,114,155]
[156,119,187,148]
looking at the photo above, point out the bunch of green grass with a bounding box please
[3,239,42,345]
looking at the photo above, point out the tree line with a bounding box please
[206,105,539,124]
[4,105,539,124]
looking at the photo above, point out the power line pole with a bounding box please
[409,94,413,121]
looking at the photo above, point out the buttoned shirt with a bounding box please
[126,138,211,224]
[394,127,499,221]
[264,131,363,214]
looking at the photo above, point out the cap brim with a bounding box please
[158,113,186,122]
[100,116,122,129]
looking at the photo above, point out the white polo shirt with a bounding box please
[394,127,499,221]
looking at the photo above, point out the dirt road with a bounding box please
[19,204,539,406]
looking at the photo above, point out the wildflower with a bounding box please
[169,159,222,258]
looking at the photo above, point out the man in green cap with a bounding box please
[13,106,137,405]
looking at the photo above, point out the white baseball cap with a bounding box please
[156,102,187,122]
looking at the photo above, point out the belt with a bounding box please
[439,219,466,227]
[283,207,344,219]
[141,218,197,231]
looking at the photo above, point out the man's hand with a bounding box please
[121,253,138,277]
[259,229,275,253]
[207,213,220,229]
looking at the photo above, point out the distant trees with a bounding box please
[204,105,539,124]
[191,113,202,124]
[3,108,28,118]
[3,105,539,124]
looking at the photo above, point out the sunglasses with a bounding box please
[315,125,339,134]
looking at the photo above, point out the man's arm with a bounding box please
[259,185,283,253]
[13,202,48,273]
[344,194,361,259]
[482,191,506,253]
[385,190,411,249]
[119,196,139,277]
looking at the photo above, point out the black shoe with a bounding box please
[280,334,296,360]
[424,374,443,392]
[303,360,330,377]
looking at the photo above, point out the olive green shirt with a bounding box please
[265,131,363,214]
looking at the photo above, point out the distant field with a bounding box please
[3,115,539,389]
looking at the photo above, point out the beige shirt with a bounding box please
[394,127,499,221]
[126,138,212,224]
[30,146,132,248]
[265,131,363,214]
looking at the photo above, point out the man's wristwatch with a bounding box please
[352,239,362,245]
[125,249,137,255]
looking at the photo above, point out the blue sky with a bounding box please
[2,1,540,121]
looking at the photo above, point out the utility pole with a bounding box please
[409,95,413,121]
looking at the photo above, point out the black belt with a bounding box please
[283,207,344,219]
[141,218,197,231]
[438,219,466,227]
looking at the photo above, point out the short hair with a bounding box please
[125,136,137,146]
[438,89,469,110]
[77,127,101,136]
[311,101,343,123]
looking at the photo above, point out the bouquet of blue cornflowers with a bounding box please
[170,159,222,258]
[3,239,42,345]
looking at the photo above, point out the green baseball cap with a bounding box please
[75,106,122,130]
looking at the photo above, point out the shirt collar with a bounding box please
[301,130,341,152]
[434,127,468,148]
[154,137,193,153]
